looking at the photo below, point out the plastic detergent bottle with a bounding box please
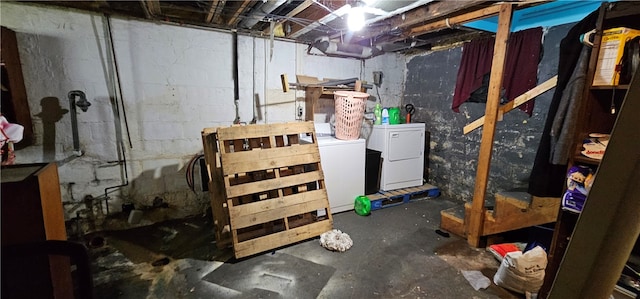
[374,103,382,125]
[381,108,389,125]
[354,195,371,216]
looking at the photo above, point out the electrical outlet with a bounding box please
[373,71,382,87]
[297,105,303,117]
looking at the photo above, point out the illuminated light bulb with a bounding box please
[348,7,365,31]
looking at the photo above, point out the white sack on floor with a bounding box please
[319,229,353,252]
[493,246,548,294]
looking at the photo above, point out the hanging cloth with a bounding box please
[452,27,543,115]
[528,10,599,197]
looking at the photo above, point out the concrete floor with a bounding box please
[87,197,524,298]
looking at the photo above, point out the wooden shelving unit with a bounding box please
[304,85,361,122]
[540,2,640,297]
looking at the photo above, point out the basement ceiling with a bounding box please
[22,0,605,57]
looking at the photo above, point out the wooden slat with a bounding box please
[440,207,466,237]
[467,3,513,247]
[463,75,558,134]
[482,197,560,235]
[226,170,324,198]
[221,146,320,175]
[216,122,315,141]
[230,190,328,229]
[233,220,333,258]
[201,130,232,248]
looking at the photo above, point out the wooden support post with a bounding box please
[467,3,513,247]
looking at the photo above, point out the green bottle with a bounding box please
[354,195,371,216]
[374,103,382,125]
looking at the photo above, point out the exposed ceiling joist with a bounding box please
[140,0,161,18]
[408,4,503,38]
[350,0,491,43]
[263,0,314,35]
[285,0,314,18]
[24,0,604,58]
[227,0,254,26]
[286,0,347,39]
[205,0,224,24]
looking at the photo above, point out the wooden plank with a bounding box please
[286,1,347,38]
[467,3,513,247]
[226,0,253,26]
[482,197,560,235]
[216,122,315,140]
[409,4,502,36]
[37,164,67,241]
[230,189,325,218]
[224,150,320,175]
[234,220,333,258]
[463,75,558,134]
[140,0,161,17]
[201,131,232,248]
[230,190,329,229]
[226,170,324,198]
[205,0,223,23]
[440,207,466,237]
[351,0,490,44]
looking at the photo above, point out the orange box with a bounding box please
[592,27,640,86]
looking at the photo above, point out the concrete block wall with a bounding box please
[1,2,403,229]
[403,24,572,202]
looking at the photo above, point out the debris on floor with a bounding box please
[319,229,353,252]
[462,270,492,290]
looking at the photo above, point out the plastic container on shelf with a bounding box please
[374,103,382,125]
[381,108,389,125]
[334,90,369,140]
[389,107,400,124]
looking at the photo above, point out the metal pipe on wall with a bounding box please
[67,90,90,156]
[233,30,241,124]
[102,14,130,215]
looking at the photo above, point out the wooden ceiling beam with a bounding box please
[381,1,550,45]
[206,0,225,24]
[227,0,253,26]
[349,0,491,43]
[286,0,347,38]
[408,4,502,37]
[140,0,161,18]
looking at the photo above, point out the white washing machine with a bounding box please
[367,123,425,191]
[301,124,365,214]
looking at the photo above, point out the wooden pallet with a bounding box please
[202,122,333,258]
[367,184,440,211]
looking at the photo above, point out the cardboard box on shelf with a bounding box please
[593,27,640,86]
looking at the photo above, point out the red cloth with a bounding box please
[452,27,543,115]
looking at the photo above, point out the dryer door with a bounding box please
[387,129,424,162]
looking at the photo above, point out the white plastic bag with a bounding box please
[493,246,548,294]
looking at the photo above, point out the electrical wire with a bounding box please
[186,153,205,193]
